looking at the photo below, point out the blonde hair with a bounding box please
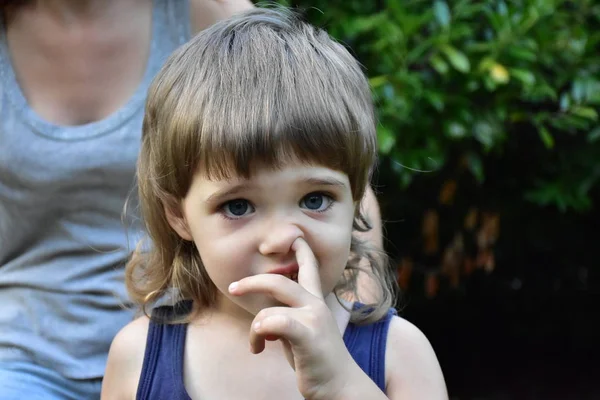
[127,7,396,324]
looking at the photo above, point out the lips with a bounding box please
[280,271,299,282]
[267,264,299,282]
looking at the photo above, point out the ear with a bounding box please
[163,197,193,241]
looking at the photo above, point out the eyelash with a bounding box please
[218,191,336,221]
[302,191,336,214]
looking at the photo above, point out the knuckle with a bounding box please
[270,314,293,331]
[255,308,270,321]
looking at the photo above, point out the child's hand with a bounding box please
[228,237,359,400]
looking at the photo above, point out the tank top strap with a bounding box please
[150,0,192,69]
[342,306,397,393]
[138,302,396,398]
[136,301,193,400]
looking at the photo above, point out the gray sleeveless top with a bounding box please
[0,0,191,379]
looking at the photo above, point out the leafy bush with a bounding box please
[276,0,600,212]
[270,3,600,396]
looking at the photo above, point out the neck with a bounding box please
[11,0,141,23]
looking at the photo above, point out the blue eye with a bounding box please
[222,199,254,218]
[300,192,333,212]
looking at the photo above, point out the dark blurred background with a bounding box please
[275,1,600,398]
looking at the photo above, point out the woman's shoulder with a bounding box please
[384,315,449,399]
[101,316,150,400]
[189,0,254,34]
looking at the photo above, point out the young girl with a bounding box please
[101,8,447,400]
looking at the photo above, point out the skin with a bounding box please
[3,0,253,126]
[7,0,437,397]
[102,163,448,399]
[5,0,382,289]
[175,164,356,319]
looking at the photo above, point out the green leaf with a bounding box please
[525,181,593,213]
[571,79,586,103]
[537,125,555,149]
[524,82,558,101]
[393,11,432,36]
[440,45,471,73]
[349,14,385,36]
[473,120,495,149]
[588,126,600,143]
[570,106,598,121]
[510,68,536,86]
[446,122,467,139]
[406,37,437,63]
[466,153,485,184]
[449,24,474,40]
[425,91,445,112]
[467,80,479,92]
[477,57,496,72]
[369,75,388,89]
[433,1,451,28]
[377,125,396,155]
[454,2,487,19]
[483,75,498,91]
[559,94,571,111]
[430,54,449,75]
[507,46,537,62]
[509,112,529,122]
[497,0,508,16]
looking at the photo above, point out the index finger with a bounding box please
[291,237,323,300]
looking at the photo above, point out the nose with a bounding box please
[258,219,304,256]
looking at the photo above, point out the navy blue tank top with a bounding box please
[136,302,396,399]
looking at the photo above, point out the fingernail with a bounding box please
[253,322,261,331]
[228,282,238,292]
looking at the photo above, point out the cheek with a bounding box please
[309,219,353,283]
[311,205,354,260]
[192,224,255,284]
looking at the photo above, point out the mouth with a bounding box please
[267,264,299,282]
[279,271,298,282]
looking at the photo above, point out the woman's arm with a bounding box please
[190,0,255,34]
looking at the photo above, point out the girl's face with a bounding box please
[171,162,355,318]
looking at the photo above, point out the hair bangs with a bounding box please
[196,88,364,188]
[187,14,376,197]
[130,8,395,326]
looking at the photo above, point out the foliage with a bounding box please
[265,3,600,396]
[274,0,600,212]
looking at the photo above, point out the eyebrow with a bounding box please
[300,177,348,188]
[204,176,348,204]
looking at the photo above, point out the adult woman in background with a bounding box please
[0,1,383,398]
[0,1,253,398]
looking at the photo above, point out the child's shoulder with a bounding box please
[384,315,448,399]
[109,315,151,359]
[101,316,150,400]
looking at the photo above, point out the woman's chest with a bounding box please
[5,3,153,126]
